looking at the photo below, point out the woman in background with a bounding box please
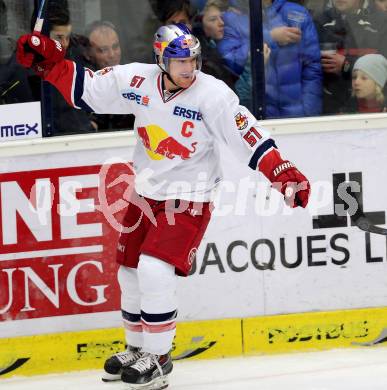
[193,0,237,89]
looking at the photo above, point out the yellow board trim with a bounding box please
[243,307,387,355]
[1,307,387,378]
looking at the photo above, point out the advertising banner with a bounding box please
[0,102,42,142]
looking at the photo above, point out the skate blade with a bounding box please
[101,372,122,382]
[124,375,169,390]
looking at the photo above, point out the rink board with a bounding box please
[2,126,387,336]
[1,306,387,378]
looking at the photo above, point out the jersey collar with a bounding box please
[157,73,196,103]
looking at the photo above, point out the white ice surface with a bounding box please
[1,347,387,390]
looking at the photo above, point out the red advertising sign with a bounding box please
[0,162,134,321]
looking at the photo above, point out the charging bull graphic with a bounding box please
[137,125,197,161]
[155,137,197,160]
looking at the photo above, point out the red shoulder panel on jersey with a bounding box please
[45,59,93,112]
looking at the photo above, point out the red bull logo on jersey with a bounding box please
[235,112,248,130]
[137,125,197,161]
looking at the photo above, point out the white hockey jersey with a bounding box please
[51,62,275,201]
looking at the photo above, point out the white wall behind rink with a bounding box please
[1,114,387,337]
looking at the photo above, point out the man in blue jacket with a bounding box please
[263,0,322,118]
[218,0,322,118]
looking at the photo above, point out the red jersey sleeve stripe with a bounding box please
[45,60,93,112]
[46,59,76,106]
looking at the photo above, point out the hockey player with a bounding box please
[16,24,310,389]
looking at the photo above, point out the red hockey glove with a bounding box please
[258,148,310,208]
[16,33,65,78]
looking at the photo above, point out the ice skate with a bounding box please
[121,352,173,389]
[102,346,143,382]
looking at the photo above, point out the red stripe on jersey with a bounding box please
[45,59,76,107]
[123,321,143,333]
[169,82,191,101]
[164,76,197,103]
[141,320,176,333]
[157,73,163,100]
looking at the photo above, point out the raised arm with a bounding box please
[16,32,131,114]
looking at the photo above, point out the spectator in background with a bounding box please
[200,0,226,42]
[44,2,95,135]
[48,7,71,51]
[371,0,387,11]
[45,1,88,64]
[315,0,387,114]
[217,0,250,77]
[0,0,35,105]
[216,1,252,108]
[0,36,35,105]
[192,0,238,89]
[152,0,195,29]
[262,0,322,118]
[84,21,122,70]
[83,21,134,131]
[341,54,387,113]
